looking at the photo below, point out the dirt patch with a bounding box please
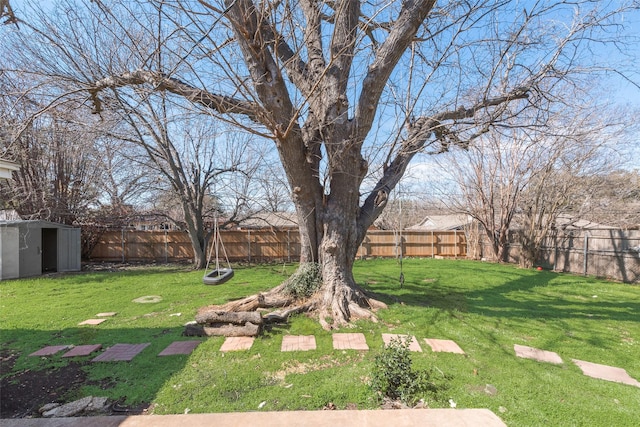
[0,349,148,419]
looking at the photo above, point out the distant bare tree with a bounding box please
[570,169,640,229]
[442,104,626,266]
[0,106,101,225]
[109,94,261,268]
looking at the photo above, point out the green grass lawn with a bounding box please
[1,259,639,426]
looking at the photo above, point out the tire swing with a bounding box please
[203,218,234,285]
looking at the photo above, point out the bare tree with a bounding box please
[3,0,638,328]
[109,94,261,268]
[442,103,627,266]
[0,106,102,225]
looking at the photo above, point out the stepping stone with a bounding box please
[514,344,562,364]
[572,359,640,387]
[96,312,117,317]
[333,333,369,350]
[281,335,316,352]
[29,345,70,357]
[158,341,201,356]
[78,319,107,326]
[62,344,103,358]
[424,338,465,354]
[382,334,422,352]
[91,343,150,362]
[220,337,255,352]
[132,295,162,303]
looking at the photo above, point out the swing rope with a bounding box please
[204,217,232,278]
[397,190,405,288]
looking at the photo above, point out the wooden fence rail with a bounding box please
[88,229,467,262]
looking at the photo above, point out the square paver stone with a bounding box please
[29,345,70,357]
[96,312,117,317]
[78,319,107,326]
[62,344,103,358]
[333,333,369,350]
[424,339,466,354]
[220,337,255,352]
[281,335,316,352]
[382,334,422,352]
[514,344,562,364]
[91,343,150,362]
[158,341,201,356]
[572,359,640,387]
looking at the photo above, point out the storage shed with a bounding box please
[0,220,81,280]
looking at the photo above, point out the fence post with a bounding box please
[121,228,125,263]
[431,231,435,258]
[454,230,458,259]
[164,229,168,263]
[287,230,291,263]
[553,233,558,271]
[247,229,251,264]
[583,232,589,276]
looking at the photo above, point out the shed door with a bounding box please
[42,228,58,272]
[58,228,81,272]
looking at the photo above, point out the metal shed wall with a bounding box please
[0,226,20,280]
[0,221,81,280]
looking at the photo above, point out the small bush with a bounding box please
[370,338,449,406]
[283,262,322,299]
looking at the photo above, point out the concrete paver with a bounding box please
[572,359,640,387]
[424,339,465,354]
[78,319,107,326]
[91,343,150,362]
[2,409,507,427]
[514,344,562,364]
[219,337,255,352]
[158,341,201,356]
[382,334,422,351]
[332,333,369,350]
[28,345,70,357]
[281,335,316,351]
[62,345,102,358]
[96,312,117,317]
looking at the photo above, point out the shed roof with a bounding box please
[0,220,78,229]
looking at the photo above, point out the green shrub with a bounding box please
[283,262,322,299]
[370,338,449,406]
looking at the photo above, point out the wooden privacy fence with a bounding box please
[89,229,467,262]
[476,229,640,284]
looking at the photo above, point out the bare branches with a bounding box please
[1,0,19,26]
[354,0,436,139]
[88,70,263,122]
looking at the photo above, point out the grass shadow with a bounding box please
[1,326,201,418]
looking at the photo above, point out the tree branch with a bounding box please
[357,86,531,237]
[353,0,436,140]
[87,70,263,122]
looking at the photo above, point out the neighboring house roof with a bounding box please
[408,214,472,231]
[237,212,298,229]
[553,214,617,230]
[0,159,19,180]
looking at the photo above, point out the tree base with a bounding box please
[196,281,387,332]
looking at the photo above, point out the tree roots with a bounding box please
[197,281,387,332]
